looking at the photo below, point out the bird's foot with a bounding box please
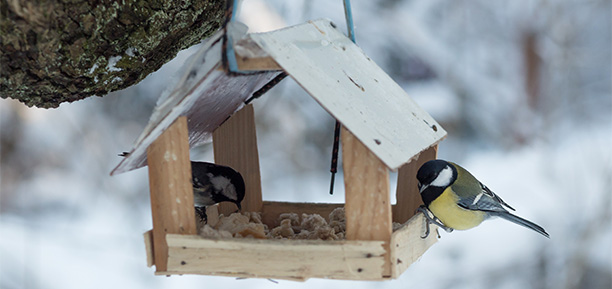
[416,205,453,239]
[195,207,208,224]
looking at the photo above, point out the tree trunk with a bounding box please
[0,0,226,108]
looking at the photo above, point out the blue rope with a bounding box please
[343,0,356,43]
[230,0,239,21]
[226,0,241,73]
[329,0,357,195]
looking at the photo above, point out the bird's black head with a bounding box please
[417,160,450,188]
[416,160,457,205]
[208,165,245,210]
[192,161,246,210]
[417,160,457,193]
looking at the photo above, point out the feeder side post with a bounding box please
[392,145,438,223]
[147,116,197,272]
[341,127,392,277]
[213,104,263,215]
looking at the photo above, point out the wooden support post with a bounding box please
[392,145,438,224]
[147,116,197,272]
[341,127,392,277]
[213,104,263,215]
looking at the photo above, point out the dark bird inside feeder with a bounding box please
[119,152,245,221]
[191,161,246,222]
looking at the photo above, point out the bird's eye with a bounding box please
[429,172,437,182]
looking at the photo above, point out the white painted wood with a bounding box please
[250,19,446,170]
[112,25,279,175]
[113,19,445,174]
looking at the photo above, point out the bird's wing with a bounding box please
[480,182,515,211]
[192,175,215,206]
[455,183,513,213]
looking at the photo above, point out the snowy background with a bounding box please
[1,1,610,288]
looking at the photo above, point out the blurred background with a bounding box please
[1,0,610,288]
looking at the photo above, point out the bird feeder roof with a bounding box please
[111,25,280,175]
[112,19,445,175]
[248,19,446,170]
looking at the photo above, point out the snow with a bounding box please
[88,63,99,75]
[107,56,123,72]
[1,1,610,289]
[126,47,136,57]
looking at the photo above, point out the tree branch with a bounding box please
[0,0,226,108]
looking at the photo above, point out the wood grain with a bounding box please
[262,201,344,227]
[341,127,392,277]
[213,104,263,216]
[392,145,438,223]
[236,53,282,71]
[234,37,283,71]
[390,213,438,277]
[144,230,154,267]
[249,19,447,170]
[143,203,440,280]
[146,117,197,272]
[163,234,387,281]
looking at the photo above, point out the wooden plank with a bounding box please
[144,230,154,267]
[111,24,279,175]
[147,117,197,272]
[234,36,282,71]
[262,201,344,227]
[236,53,282,71]
[213,104,263,216]
[249,19,447,170]
[390,213,438,278]
[393,145,438,223]
[341,127,392,277]
[163,234,387,281]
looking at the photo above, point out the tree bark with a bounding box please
[0,0,226,108]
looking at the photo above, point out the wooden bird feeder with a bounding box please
[112,19,446,281]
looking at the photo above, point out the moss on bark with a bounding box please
[1,0,226,108]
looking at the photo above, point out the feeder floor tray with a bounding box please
[144,211,436,281]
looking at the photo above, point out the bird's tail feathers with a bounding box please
[489,211,550,238]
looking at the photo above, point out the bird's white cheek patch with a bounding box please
[209,175,237,202]
[225,185,237,202]
[431,166,453,187]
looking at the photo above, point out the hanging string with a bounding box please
[244,72,288,105]
[343,0,356,43]
[329,121,341,195]
[329,0,357,195]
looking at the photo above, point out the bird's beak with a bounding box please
[236,202,242,211]
[419,184,428,194]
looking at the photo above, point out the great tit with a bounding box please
[416,159,549,238]
[119,153,245,220]
[191,161,245,221]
